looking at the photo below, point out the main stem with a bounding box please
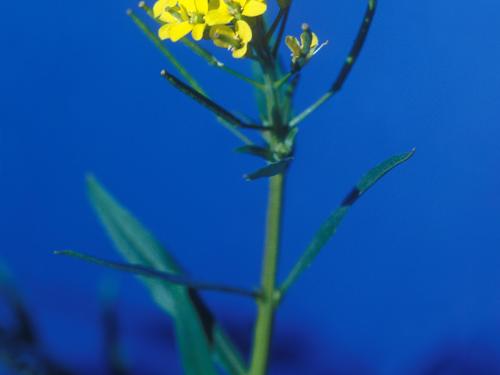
[249,173,285,375]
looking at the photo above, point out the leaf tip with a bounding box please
[53,250,71,256]
[85,173,97,186]
[404,147,417,161]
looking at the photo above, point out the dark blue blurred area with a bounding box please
[1,0,500,374]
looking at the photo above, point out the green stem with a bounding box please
[273,72,293,90]
[127,9,204,94]
[134,5,254,145]
[272,6,290,58]
[288,0,378,128]
[181,38,265,90]
[289,91,332,127]
[264,8,285,44]
[249,173,285,375]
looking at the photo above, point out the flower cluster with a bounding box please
[153,0,267,58]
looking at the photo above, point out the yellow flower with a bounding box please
[205,0,267,25]
[210,20,252,58]
[154,0,226,42]
[153,0,178,21]
[285,25,327,67]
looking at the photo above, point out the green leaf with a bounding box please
[236,145,276,162]
[284,127,299,149]
[55,250,258,298]
[355,149,413,193]
[244,158,292,181]
[278,149,415,299]
[86,176,246,375]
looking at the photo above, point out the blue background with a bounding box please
[1,0,500,374]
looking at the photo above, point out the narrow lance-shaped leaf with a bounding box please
[236,145,276,162]
[278,149,415,300]
[244,158,292,181]
[86,176,246,375]
[55,250,259,299]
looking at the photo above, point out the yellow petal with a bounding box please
[205,9,233,25]
[310,32,319,50]
[153,0,176,18]
[194,0,208,13]
[179,0,196,13]
[169,21,193,41]
[212,38,230,48]
[232,44,248,58]
[242,0,267,17]
[192,23,206,40]
[178,5,189,19]
[214,0,229,11]
[285,36,301,57]
[210,25,235,48]
[236,20,252,43]
[208,0,219,10]
[153,0,164,18]
[158,10,181,23]
[158,24,173,40]
[233,0,247,7]
[210,24,235,39]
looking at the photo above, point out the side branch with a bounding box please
[331,0,377,92]
[160,70,267,131]
[132,5,254,144]
[182,38,265,90]
[272,6,291,57]
[290,0,377,127]
[55,250,260,299]
[127,9,204,94]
